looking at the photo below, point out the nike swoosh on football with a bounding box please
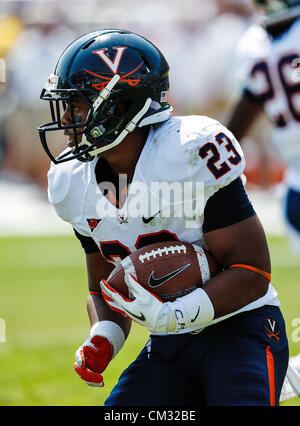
[148,263,191,288]
[142,210,160,224]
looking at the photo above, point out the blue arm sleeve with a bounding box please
[203,177,256,233]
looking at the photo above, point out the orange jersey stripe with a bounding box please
[266,346,276,406]
[229,264,271,282]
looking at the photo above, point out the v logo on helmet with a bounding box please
[93,47,127,74]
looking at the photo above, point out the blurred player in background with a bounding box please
[227,0,300,401]
[38,29,288,406]
[227,0,300,253]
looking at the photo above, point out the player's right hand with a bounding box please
[73,335,114,387]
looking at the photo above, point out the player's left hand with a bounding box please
[100,273,176,333]
[73,335,113,387]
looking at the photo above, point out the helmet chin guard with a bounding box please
[37,29,172,164]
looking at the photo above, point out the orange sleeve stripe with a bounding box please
[229,264,271,282]
[266,346,276,406]
[89,291,102,295]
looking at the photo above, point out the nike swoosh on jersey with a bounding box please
[148,263,191,288]
[142,210,160,224]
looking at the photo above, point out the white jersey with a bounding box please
[241,19,300,191]
[48,115,280,333]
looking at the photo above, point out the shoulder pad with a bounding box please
[237,24,270,61]
[47,157,90,223]
[150,115,245,196]
[47,161,73,205]
[235,24,271,86]
[150,116,217,179]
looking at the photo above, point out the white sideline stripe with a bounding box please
[193,244,210,285]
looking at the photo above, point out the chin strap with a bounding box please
[76,74,120,152]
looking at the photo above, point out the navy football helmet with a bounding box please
[38,29,172,163]
[255,0,300,26]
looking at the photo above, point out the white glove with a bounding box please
[101,273,214,333]
[100,273,176,333]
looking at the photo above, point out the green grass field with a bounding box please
[0,235,299,406]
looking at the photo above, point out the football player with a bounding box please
[227,0,300,254]
[38,29,288,406]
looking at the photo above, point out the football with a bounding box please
[106,241,221,302]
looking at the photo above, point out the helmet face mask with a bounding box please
[38,29,172,164]
[39,85,95,162]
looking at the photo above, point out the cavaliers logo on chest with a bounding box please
[87,218,102,232]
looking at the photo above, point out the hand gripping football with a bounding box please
[106,241,221,302]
